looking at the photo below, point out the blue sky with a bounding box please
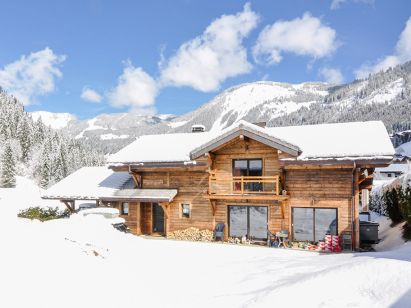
[0,0,410,119]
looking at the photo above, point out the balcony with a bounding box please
[208,175,287,201]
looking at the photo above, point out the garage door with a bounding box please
[292,208,338,242]
[229,206,268,240]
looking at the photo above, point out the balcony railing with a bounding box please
[209,175,280,195]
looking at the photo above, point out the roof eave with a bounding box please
[190,127,301,160]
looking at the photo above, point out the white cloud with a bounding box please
[81,87,102,103]
[159,3,259,92]
[108,62,158,111]
[253,12,338,65]
[0,48,65,105]
[330,0,346,9]
[355,16,411,79]
[330,0,374,10]
[319,67,344,84]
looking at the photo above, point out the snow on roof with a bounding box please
[108,120,394,165]
[107,189,177,202]
[375,163,409,173]
[42,167,178,202]
[42,167,131,200]
[190,120,301,159]
[265,121,395,160]
[396,141,411,158]
[108,131,218,164]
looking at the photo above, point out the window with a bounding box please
[228,205,268,240]
[292,208,337,242]
[121,202,129,215]
[232,159,263,191]
[387,173,392,178]
[181,203,191,218]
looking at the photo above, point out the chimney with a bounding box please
[252,122,266,128]
[191,124,206,133]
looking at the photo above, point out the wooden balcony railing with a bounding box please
[209,175,280,195]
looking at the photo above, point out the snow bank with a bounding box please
[0,176,62,217]
[1,214,411,308]
[2,181,411,308]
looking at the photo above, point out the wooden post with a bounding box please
[276,175,280,196]
[61,200,75,213]
[241,176,244,194]
[354,168,360,250]
[136,202,141,235]
[159,202,170,236]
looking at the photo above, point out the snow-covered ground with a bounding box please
[1,179,411,307]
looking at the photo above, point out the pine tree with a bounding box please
[0,143,16,188]
[40,158,50,189]
[17,116,32,162]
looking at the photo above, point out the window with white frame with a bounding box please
[121,202,129,215]
[181,203,191,218]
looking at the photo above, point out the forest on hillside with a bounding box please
[0,89,105,188]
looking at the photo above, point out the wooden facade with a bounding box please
[105,134,387,250]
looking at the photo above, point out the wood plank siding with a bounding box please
[117,136,361,249]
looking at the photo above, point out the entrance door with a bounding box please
[228,206,268,240]
[152,203,165,233]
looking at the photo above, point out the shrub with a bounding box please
[384,188,403,225]
[18,206,70,221]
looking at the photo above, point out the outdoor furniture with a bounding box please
[276,230,289,248]
[213,223,225,241]
[267,230,279,247]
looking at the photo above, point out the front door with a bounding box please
[152,203,165,233]
[228,205,268,240]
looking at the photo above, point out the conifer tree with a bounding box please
[0,143,16,188]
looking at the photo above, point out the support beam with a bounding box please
[159,202,170,236]
[280,201,285,219]
[136,202,141,235]
[131,173,142,188]
[210,200,217,216]
[61,200,75,213]
[159,202,169,219]
[205,152,215,171]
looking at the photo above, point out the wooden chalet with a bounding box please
[43,120,395,250]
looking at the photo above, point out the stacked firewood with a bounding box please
[167,227,214,242]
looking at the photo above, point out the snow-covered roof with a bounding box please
[42,167,177,202]
[375,163,409,173]
[396,141,411,158]
[265,121,395,161]
[108,120,394,165]
[190,121,301,159]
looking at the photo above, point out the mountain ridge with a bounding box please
[29,61,411,153]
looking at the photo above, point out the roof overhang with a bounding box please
[281,158,393,169]
[190,123,301,160]
[108,161,208,172]
[42,189,178,203]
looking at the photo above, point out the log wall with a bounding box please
[118,137,359,249]
[285,169,354,241]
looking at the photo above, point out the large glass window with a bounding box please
[229,206,268,240]
[249,206,268,239]
[229,206,248,238]
[293,208,314,241]
[233,159,263,191]
[292,208,337,242]
[314,208,338,242]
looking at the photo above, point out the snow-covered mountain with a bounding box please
[30,111,77,129]
[32,61,411,153]
[166,81,330,133]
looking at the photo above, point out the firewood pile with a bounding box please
[167,227,214,242]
